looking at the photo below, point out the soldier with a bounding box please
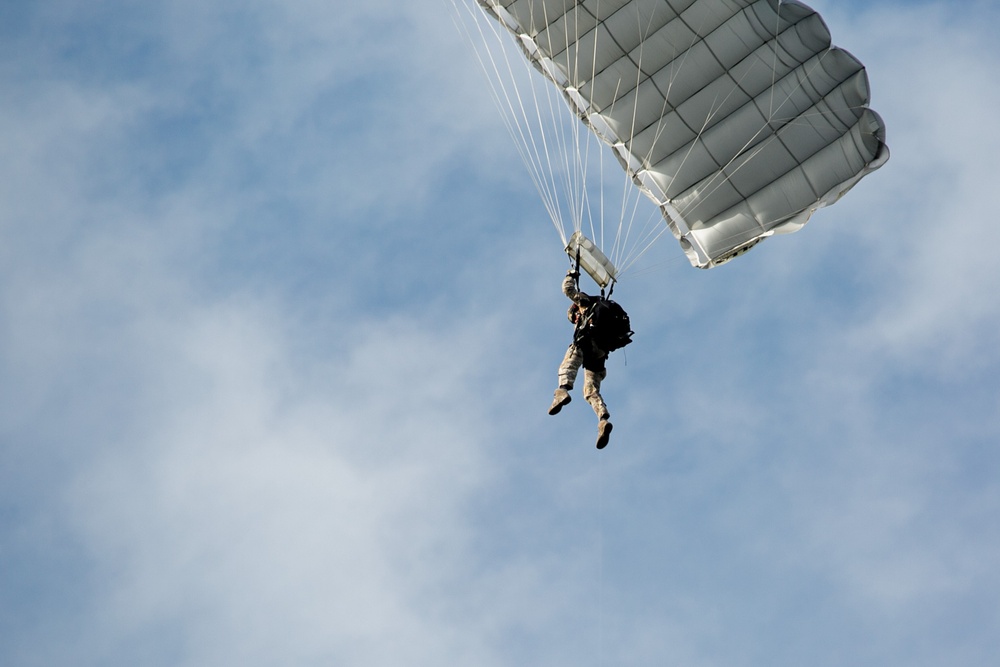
[548,268,631,449]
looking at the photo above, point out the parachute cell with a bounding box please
[470,0,888,269]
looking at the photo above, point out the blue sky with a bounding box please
[2,1,999,665]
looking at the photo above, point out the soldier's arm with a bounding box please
[562,271,586,303]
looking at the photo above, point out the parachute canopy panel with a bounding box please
[476,0,889,269]
[566,231,618,288]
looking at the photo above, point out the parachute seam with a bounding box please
[642,21,852,205]
[624,10,821,163]
[717,82,875,211]
[673,52,870,215]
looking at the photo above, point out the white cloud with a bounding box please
[62,311,500,665]
[817,2,1000,370]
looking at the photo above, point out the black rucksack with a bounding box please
[578,297,633,352]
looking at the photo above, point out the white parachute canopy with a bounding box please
[452,0,889,278]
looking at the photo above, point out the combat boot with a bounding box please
[596,419,613,449]
[548,387,572,415]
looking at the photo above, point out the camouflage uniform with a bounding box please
[556,271,610,419]
[549,271,613,456]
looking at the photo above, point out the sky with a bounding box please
[1,1,999,665]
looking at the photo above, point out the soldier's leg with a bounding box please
[583,366,609,419]
[584,365,613,449]
[557,344,583,389]
[549,345,582,415]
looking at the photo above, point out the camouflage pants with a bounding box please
[557,344,609,419]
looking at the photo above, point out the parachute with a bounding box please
[451,0,889,281]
